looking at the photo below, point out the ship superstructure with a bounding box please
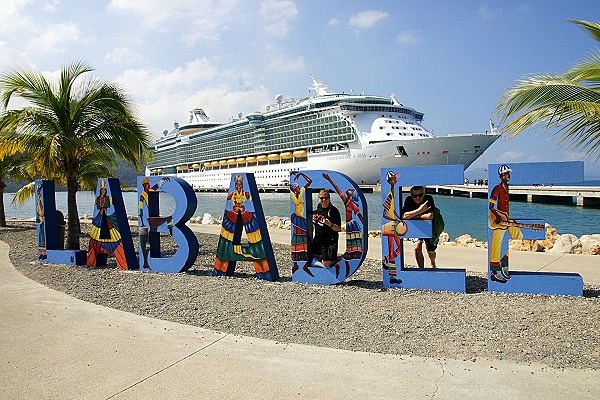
[149,76,499,188]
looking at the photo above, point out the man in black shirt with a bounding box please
[312,189,342,267]
[402,186,438,268]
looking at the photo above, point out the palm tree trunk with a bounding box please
[66,175,80,249]
[0,182,6,227]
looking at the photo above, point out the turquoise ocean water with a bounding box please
[5,181,599,242]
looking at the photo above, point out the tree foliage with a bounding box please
[495,19,600,160]
[0,60,152,248]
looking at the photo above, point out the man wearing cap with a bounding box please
[489,165,523,283]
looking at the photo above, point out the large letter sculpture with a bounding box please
[34,180,86,265]
[138,176,199,273]
[487,161,584,296]
[213,173,279,281]
[87,178,137,269]
[381,165,465,292]
[290,170,368,285]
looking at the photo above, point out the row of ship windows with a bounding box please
[155,132,355,165]
[182,128,353,154]
[380,126,423,131]
[385,132,430,137]
[158,117,348,151]
[383,119,417,125]
[269,116,342,131]
[182,119,348,147]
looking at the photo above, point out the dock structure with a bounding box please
[427,185,600,207]
[196,184,381,193]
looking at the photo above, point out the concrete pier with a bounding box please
[428,185,600,207]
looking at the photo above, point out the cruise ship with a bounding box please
[148,76,500,188]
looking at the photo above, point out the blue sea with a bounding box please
[4,181,599,242]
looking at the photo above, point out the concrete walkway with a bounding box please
[1,240,599,399]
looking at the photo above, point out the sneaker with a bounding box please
[311,257,325,268]
[389,276,403,284]
[500,267,511,280]
[382,261,395,270]
[490,271,507,283]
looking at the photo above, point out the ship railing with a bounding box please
[445,131,499,137]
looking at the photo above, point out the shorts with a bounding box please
[313,241,338,262]
[410,238,438,253]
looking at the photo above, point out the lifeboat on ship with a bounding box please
[246,156,257,163]
[280,151,293,160]
[267,153,280,161]
[236,157,246,164]
[293,149,307,158]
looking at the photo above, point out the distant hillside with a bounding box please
[4,158,145,193]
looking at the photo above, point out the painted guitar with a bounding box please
[488,210,544,230]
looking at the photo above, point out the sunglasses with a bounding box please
[319,196,330,200]
[411,193,424,198]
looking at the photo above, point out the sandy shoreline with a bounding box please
[1,221,599,370]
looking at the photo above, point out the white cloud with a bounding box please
[478,4,503,20]
[260,0,298,38]
[498,150,540,162]
[328,17,340,27]
[109,0,239,45]
[348,10,389,30]
[42,0,60,12]
[0,0,35,35]
[0,41,33,72]
[27,22,86,53]
[113,59,273,136]
[396,30,420,44]
[266,56,305,72]
[104,47,142,65]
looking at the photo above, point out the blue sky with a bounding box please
[1,0,599,178]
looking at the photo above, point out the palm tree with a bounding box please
[495,19,600,160]
[0,60,152,249]
[0,151,33,227]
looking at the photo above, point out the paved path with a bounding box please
[1,240,599,399]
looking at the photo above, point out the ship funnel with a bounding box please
[310,74,331,96]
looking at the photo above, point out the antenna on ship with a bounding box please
[275,94,284,109]
[489,119,498,135]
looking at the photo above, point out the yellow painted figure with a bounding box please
[214,174,270,279]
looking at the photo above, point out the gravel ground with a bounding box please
[2,221,599,370]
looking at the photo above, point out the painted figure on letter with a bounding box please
[382,171,405,284]
[87,179,130,269]
[290,171,312,275]
[323,173,364,260]
[139,176,173,270]
[488,164,523,283]
[214,173,271,280]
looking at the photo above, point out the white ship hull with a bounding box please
[150,76,500,189]
[172,133,498,188]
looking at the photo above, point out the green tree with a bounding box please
[0,151,33,227]
[495,19,600,160]
[0,60,152,249]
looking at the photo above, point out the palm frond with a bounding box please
[570,20,600,43]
